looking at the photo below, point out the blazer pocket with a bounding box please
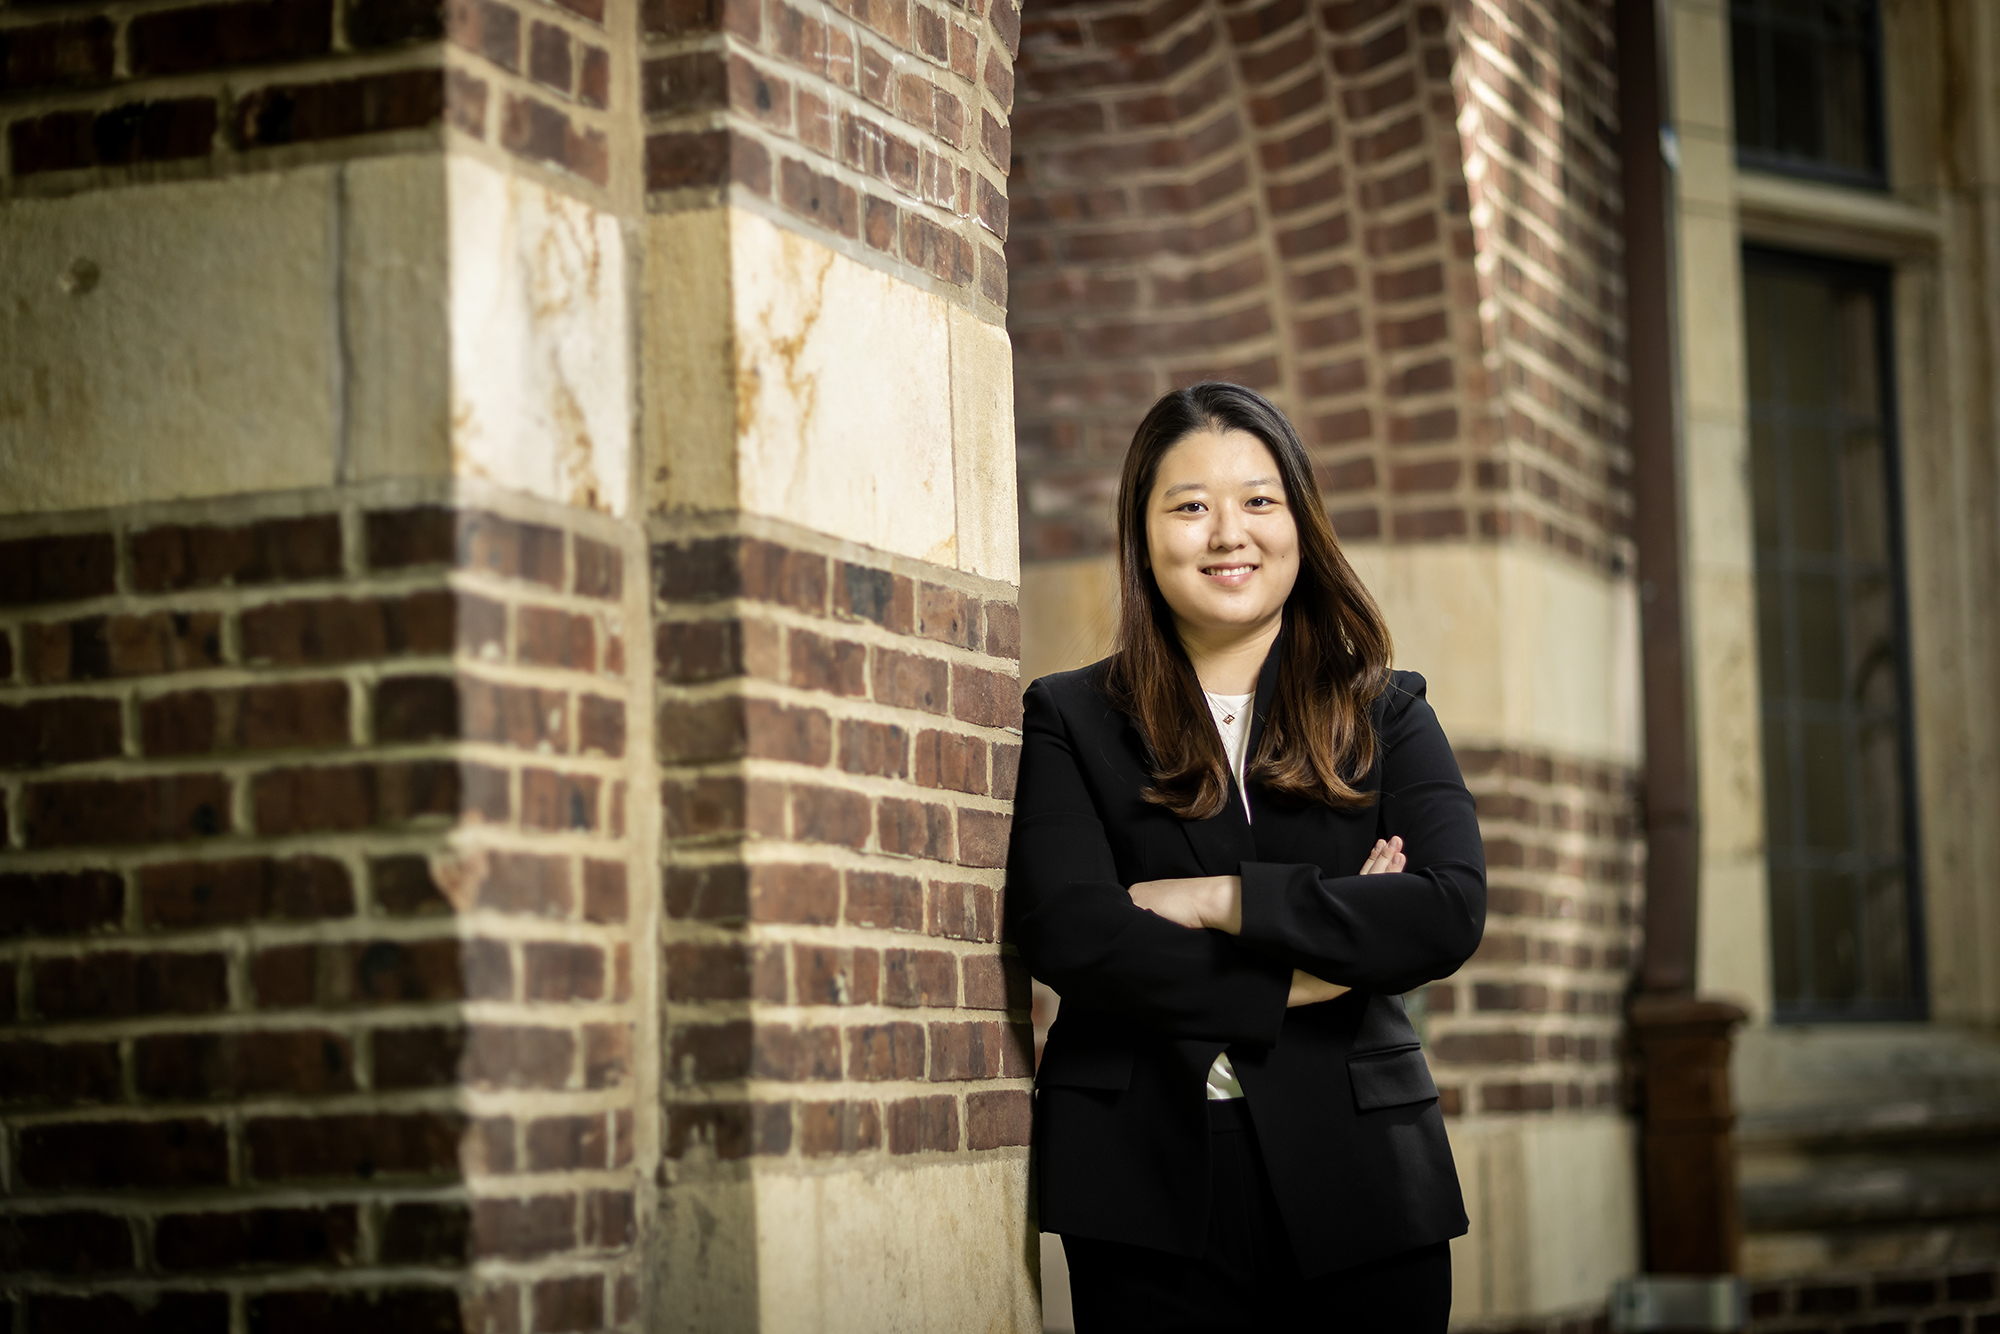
[1035,1038,1134,1091]
[1348,1044,1438,1112]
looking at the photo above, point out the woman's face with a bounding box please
[1144,428,1301,644]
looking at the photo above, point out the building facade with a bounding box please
[1011,0,2000,1329]
[0,0,1997,1330]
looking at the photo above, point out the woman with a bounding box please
[1008,383,1485,1331]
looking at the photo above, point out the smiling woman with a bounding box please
[1007,383,1485,1331]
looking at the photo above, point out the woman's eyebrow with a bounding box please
[1162,476,1279,498]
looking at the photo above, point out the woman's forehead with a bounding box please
[1153,429,1280,488]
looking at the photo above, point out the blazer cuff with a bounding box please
[1238,860,1316,963]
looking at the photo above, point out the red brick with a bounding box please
[236,68,444,146]
[753,1023,844,1081]
[927,880,997,942]
[886,1094,958,1153]
[665,942,753,1001]
[461,677,570,751]
[500,93,608,184]
[848,1022,926,1080]
[130,515,341,591]
[961,953,1028,1010]
[0,1207,133,1274]
[371,855,451,917]
[912,729,986,793]
[582,859,627,922]
[524,942,604,1001]
[252,761,468,834]
[251,936,508,1008]
[740,861,836,924]
[465,1026,578,1088]
[27,611,223,683]
[0,869,124,939]
[528,20,572,91]
[524,1114,607,1172]
[794,945,879,1005]
[8,99,218,176]
[992,743,1020,800]
[140,855,352,928]
[347,0,447,46]
[967,1088,1031,1148]
[951,663,1021,728]
[522,767,600,830]
[846,870,924,932]
[878,797,952,860]
[33,950,226,1020]
[130,0,332,75]
[779,156,860,238]
[1,18,116,91]
[789,627,869,695]
[240,591,453,665]
[155,1204,358,1270]
[801,1099,882,1155]
[584,1023,630,1088]
[372,1026,466,1090]
[576,694,625,757]
[872,648,949,713]
[533,1275,604,1331]
[839,718,909,778]
[145,679,351,756]
[955,807,1010,868]
[450,0,520,67]
[0,1039,122,1105]
[19,1117,230,1189]
[519,605,596,670]
[0,696,123,769]
[883,949,957,1007]
[244,1112,462,1184]
[379,1201,470,1264]
[926,1018,1021,1079]
[471,850,572,917]
[792,785,873,849]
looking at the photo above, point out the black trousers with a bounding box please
[1062,1101,1453,1333]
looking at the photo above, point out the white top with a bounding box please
[1202,691,1254,1100]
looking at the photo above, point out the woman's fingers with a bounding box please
[1357,835,1405,875]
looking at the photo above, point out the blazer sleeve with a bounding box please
[1007,677,1293,1045]
[1235,673,1486,996]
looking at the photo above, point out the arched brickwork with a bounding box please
[1008,0,1631,571]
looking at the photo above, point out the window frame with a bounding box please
[1741,244,1928,1024]
[1731,0,1891,191]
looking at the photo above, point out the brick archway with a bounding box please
[1007,0,1631,579]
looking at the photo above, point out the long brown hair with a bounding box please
[1103,382,1392,819]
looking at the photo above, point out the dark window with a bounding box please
[1731,0,1885,186]
[1744,249,1923,1022]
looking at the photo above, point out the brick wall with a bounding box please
[650,523,1033,1186]
[1423,747,1638,1118]
[0,490,647,1332]
[0,0,615,199]
[639,0,1020,314]
[1007,0,1627,568]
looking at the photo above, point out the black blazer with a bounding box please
[1006,647,1485,1277]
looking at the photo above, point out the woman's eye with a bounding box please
[1247,496,1277,509]
[1175,502,1206,514]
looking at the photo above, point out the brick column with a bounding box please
[1,0,1033,1324]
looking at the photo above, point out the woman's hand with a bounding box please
[1288,970,1350,1007]
[1359,835,1406,874]
[1127,875,1242,933]
[1131,840,1407,1004]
